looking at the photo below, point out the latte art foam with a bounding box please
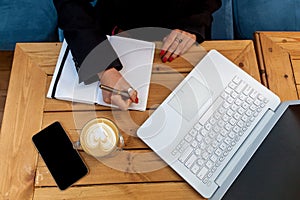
[80,118,120,158]
[85,123,116,151]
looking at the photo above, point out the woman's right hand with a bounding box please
[98,68,138,110]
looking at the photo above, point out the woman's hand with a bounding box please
[160,29,196,62]
[98,68,138,110]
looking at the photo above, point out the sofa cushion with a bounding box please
[212,0,234,40]
[0,0,58,50]
[234,0,300,39]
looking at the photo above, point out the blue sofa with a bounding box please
[0,0,58,50]
[1,0,300,50]
[212,0,300,40]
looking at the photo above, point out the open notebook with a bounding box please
[47,36,155,111]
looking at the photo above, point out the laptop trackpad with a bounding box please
[168,76,212,121]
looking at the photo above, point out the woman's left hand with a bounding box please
[160,29,196,63]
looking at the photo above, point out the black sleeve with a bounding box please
[176,0,222,44]
[53,0,122,84]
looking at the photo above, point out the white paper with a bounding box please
[47,36,155,111]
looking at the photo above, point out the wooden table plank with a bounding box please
[0,40,260,200]
[44,73,186,112]
[291,59,300,85]
[254,32,300,55]
[0,45,47,200]
[42,111,151,149]
[12,43,61,73]
[255,31,300,100]
[35,150,182,187]
[33,182,205,200]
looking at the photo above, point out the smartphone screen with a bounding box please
[32,121,88,190]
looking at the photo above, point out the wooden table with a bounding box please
[255,31,300,101]
[0,40,260,200]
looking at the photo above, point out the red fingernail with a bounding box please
[162,57,167,63]
[160,50,165,56]
[130,96,139,104]
[168,57,174,62]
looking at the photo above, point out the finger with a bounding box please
[160,37,167,57]
[102,90,112,104]
[179,32,196,54]
[162,47,175,62]
[128,88,138,103]
[180,38,196,55]
[160,30,179,55]
[169,38,189,61]
[162,36,168,43]
[162,37,183,62]
[111,94,132,110]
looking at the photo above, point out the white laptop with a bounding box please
[137,50,281,199]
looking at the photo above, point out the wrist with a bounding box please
[98,67,117,82]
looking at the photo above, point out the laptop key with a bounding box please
[178,146,193,163]
[197,167,209,179]
[185,154,198,168]
[191,164,200,174]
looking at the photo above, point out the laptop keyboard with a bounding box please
[172,76,269,186]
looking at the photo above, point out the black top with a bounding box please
[53,0,221,84]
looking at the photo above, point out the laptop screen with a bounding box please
[222,104,300,200]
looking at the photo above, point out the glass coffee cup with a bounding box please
[73,118,124,158]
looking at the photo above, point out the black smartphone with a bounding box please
[32,121,88,190]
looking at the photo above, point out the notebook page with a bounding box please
[96,35,155,111]
[48,37,155,111]
[47,40,98,104]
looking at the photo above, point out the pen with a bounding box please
[99,84,138,103]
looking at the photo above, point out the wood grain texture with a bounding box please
[0,51,13,130]
[35,150,182,187]
[291,59,300,85]
[0,45,47,200]
[255,32,300,100]
[33,182,205,200]
[0,40,260,200]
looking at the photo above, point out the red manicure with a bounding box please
[130,96,139,104]
[168,57,174,62]
[135,97,139,104]
[160,50,165,56]
[162,57,168,63]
